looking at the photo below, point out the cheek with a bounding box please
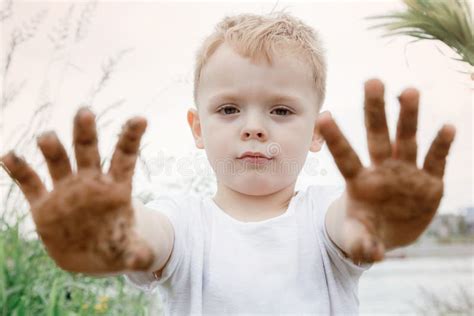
[273,122,313,158]
[202,121,234,158]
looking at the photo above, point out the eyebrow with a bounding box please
[268,94,302,104]
[208,92,302,106]
[208,93,240,105]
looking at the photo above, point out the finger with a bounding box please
[318,115,363,180]
[423,124,456,178]
[73,107,101,171]
[108,117,147,182]
[0,151,47,205]
[364,79,392,164]
[124,236,155,271]
[311,111,331,151]
[395,88,419,164]
[37,131,73,186]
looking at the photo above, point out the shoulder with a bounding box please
[302,184,345,205]
[144,191,203,210]
[304,184,345,195]
[143,191,206,225]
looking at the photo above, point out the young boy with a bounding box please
[0,13,455,315]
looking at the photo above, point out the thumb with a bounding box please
[124,236,155,271]
[342,218,385,263]
[315,111,333,135]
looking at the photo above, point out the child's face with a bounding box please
[188,43,324,196]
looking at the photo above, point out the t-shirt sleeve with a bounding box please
[125,194,188,291]
[309,185,370,279]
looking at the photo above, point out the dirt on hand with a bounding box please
[318,79,456,263]
[0,108,154,273]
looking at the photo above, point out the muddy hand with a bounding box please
[318,79,455,263]
[0,108,154,273]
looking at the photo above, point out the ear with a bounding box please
[310,110,331,152]
[187,108,204,149]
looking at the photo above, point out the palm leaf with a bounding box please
[367,0,474,67]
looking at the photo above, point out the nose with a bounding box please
[240,115,268,141]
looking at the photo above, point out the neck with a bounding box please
[212,181,298,222]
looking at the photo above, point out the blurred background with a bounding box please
[0,0,472,315]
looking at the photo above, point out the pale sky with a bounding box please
[1,0,472,214]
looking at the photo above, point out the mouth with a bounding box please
[237,156,273,165]
[237,151,273,165]
[237,151,271,159]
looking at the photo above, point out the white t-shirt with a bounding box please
[126,185,369,315]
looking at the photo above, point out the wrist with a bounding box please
[131,199,174,274]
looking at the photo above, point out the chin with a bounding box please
[228,176,290,196]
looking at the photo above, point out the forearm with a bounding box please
[324,192,350,257]
[87,200,174,278]
[130,199,174,274]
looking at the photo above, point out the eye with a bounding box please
[271,107,293,116]
[218,105,239,115]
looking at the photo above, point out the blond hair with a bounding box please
[193,13,327,110]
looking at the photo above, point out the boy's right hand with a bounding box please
[0,108,154,274]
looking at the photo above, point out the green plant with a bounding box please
[0,218,153,316]
[367,0,474,76]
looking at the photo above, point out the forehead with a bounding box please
[197,43,318,106]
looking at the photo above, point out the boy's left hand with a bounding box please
[318,79,455,263]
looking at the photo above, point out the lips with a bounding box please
[237,151,271,159]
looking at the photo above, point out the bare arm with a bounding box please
[324,193,349,257]
[132,199,174,276]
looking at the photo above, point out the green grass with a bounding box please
[0,218,153,316]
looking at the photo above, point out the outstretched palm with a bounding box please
[1,109,154,273]
[319,79,455,263]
